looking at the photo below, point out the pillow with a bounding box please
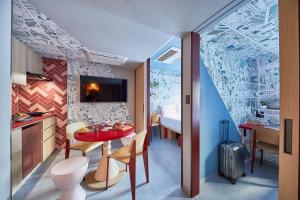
[158,104,178,118]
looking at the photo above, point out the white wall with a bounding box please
[0,0,12,199]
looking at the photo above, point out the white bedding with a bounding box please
[160,116,181,134]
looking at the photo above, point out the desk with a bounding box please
[238,124,264,161]
[238,123,263,136]
[74,125,134,189]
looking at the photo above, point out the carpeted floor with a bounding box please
[197,161,278,200]
[13,132,278,200]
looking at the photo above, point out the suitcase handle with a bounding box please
[221,120,230,142]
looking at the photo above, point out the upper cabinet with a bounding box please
[26,47,43,74]
[12,36,44,85]
[12,36,27,85]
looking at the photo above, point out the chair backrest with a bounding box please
[151,113,160,124]
[66,122,87,140]
[254,127,279,146]
[129,130,147,154]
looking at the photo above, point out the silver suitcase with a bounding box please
[219,120,245,183]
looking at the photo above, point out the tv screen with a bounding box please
[80,75,127,102]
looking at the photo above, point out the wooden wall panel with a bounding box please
[135,63,146,133]
[278,0,299,199]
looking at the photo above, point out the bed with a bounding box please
[158,104,181,134]
[160,116,181,134]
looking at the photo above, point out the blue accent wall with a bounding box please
[200,60,240,179]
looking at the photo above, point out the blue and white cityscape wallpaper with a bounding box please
[201,0,279,129]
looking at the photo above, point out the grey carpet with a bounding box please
[13,132,277,200]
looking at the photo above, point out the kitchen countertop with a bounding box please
[12,114,55,130]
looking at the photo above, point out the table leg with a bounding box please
[85,141,126,189]
[94,141,119,181]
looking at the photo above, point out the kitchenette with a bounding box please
[11,114,56,194]
[11,36,67,195]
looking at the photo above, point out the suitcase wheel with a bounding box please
[230,179,236,184]
[218,171,224,177]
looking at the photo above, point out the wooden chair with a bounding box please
[106,130,149,200]
[251,127,279,173]
[150,113,161,141]
[65,122,103,159]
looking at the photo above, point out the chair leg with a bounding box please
[150,126,153,142]
[106,157,110,190]
[129,159,136,200]
[159,125,161,139]
[129,141,136,200]
[251,147,256,173]
[260,149,263,166]
[143,150,149,183]
[65,139,70,159]
[251,131,256,173]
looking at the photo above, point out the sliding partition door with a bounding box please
[278,0,300,199]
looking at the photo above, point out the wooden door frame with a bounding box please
[146,58,151,145]
[190,32,200,197]
[181,32,200,197]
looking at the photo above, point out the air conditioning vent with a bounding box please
[84,49,128,66]
[155,47,181,64]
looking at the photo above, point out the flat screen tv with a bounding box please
[80,75,127,102]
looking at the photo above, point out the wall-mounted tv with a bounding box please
[80,75,127,102]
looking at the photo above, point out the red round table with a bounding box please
[74,125,135,189]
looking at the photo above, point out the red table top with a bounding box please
[74,125,135,142]
[238,123,263,130]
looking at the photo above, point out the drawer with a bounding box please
[43,117,56,130]
[42,125,55,142]
[42,135,56,162]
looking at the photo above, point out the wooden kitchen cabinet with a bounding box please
[42,117,56,161]
[22,123,41,179]
[26,47,43,74]
[11,116,56,195]
[12,36,27,85]
[11,128,22,194]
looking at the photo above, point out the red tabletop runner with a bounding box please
[74,125,135,142]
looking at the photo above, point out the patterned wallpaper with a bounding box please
[201,0,279,128]
[12,58,68,148]
[150,68,181,113]
[13,0,85,60]
[67,60,131,125]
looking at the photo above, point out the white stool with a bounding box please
[51,157,89,200]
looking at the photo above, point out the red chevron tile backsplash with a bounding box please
[12,58,67,149]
